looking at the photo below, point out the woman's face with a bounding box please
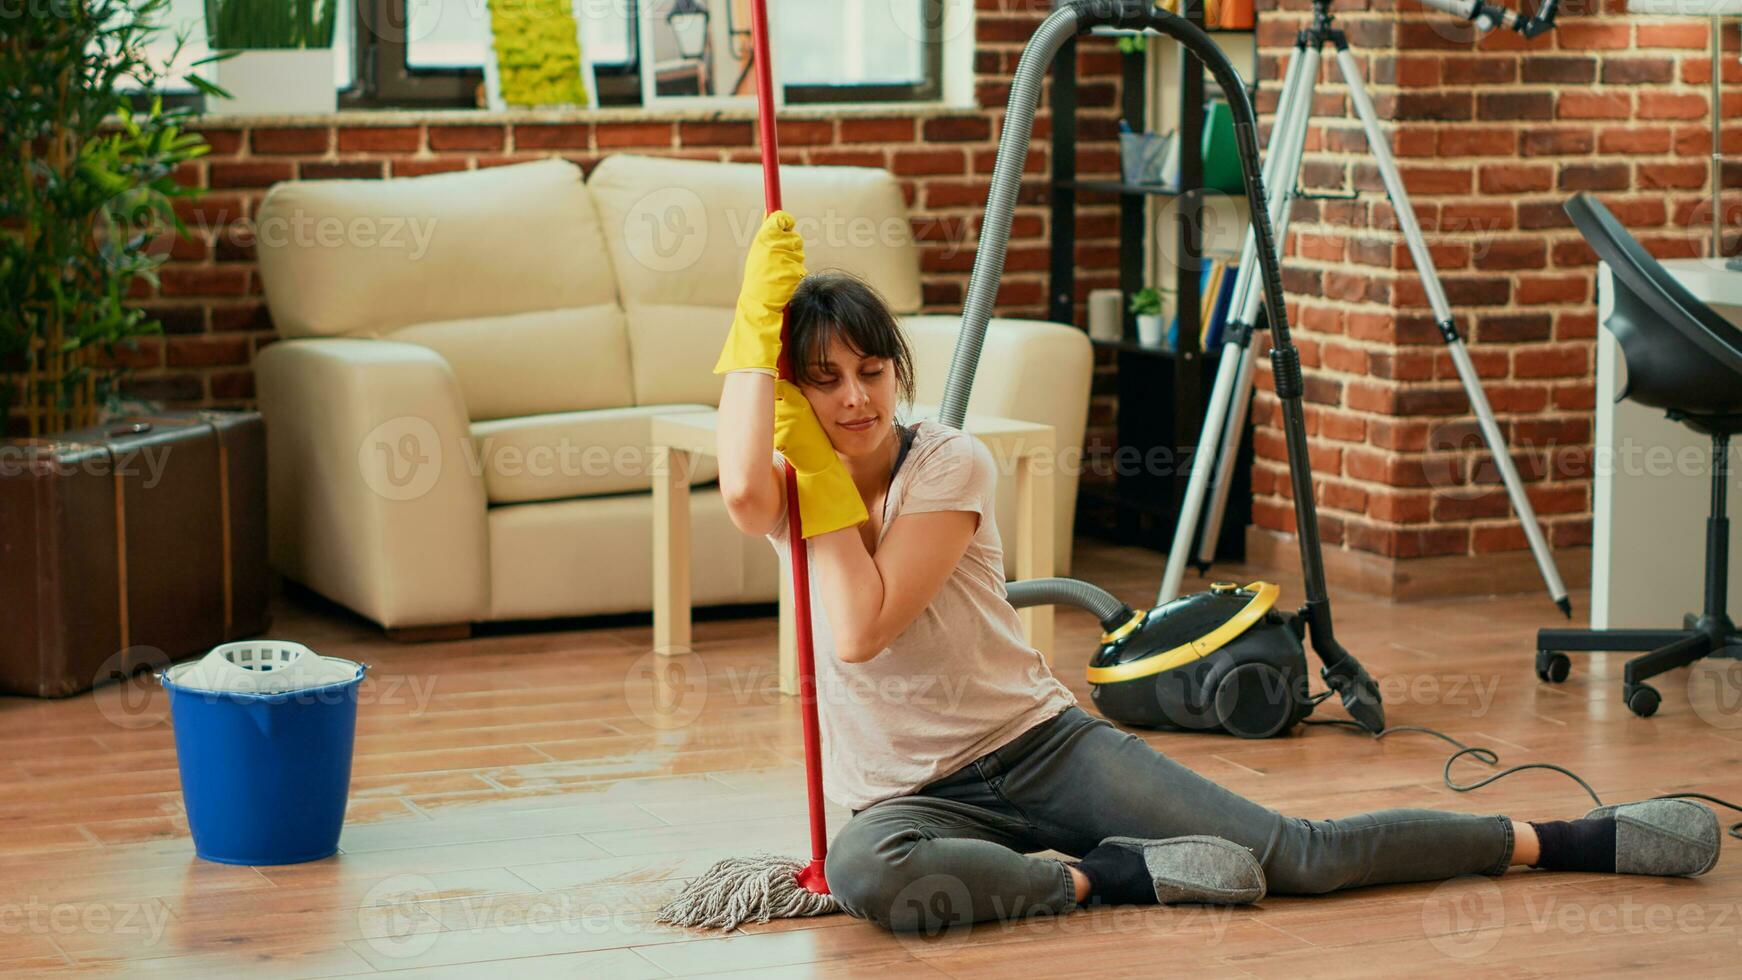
[799,334,899,461]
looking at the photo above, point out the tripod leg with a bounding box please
[1158,42,1319,603]
[1195,45,1321,569]
[1333,44,1570,616]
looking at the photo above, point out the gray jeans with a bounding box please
[825,706,1514,931]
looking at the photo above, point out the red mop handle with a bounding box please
[748,0,830,895]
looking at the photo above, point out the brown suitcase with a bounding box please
[0,410,270,697]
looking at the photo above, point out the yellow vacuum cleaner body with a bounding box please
[1087,582,1314,738]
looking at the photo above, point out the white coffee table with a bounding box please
[651,408,1057,695]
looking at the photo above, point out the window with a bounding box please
[122,0,946,111]
[121,0,357,108]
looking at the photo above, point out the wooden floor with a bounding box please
[4,539,1742,978]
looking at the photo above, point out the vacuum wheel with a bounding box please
[1535,650,1571,684]
[1625,683,1661,718]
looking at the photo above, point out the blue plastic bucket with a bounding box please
[163,661,366,865]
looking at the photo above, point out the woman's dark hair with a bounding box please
[786,271,916,406]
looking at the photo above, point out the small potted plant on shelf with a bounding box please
[202,0,338,116]
[1129,288,1165,348]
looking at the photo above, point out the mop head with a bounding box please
[656,853,841,931]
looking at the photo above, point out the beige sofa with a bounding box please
[253,155,1090,632]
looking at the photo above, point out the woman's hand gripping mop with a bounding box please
[654,0,864,932]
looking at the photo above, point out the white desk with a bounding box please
[1592,259,1742,627]
[650,409,1057,695]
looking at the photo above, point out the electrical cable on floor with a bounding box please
[1302,714,1742,841]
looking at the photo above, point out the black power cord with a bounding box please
[1302,711,1742,841]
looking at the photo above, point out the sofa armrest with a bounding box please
[255,339,490,628]
[904,315,1092,574]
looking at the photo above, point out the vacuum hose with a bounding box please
[941,0,1387,734]
[1006,578,1134,634]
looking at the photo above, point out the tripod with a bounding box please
[1158,0,1571,616]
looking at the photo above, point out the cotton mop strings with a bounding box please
[654,0,840,932]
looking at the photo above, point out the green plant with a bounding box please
[1116,34,1146,55]
[1128,288,1162,316]
[0,0,214,436]
[204,0,337,50]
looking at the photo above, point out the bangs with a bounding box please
[786,271,915,404]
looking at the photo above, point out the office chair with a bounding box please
[1536,193,1742,717]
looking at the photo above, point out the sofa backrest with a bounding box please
[255,159,634,422]
[256,159,618,340]
[586,154,922,407]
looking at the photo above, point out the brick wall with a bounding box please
[1247,0,1738,578]
[80,1,1129,438]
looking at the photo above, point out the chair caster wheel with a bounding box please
[1535,651,1570,683]
[1625,683,1661,718]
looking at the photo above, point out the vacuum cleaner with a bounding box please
[931,0,1384,738]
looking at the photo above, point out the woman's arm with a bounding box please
[716,370,785,537]
[810,509,978,663]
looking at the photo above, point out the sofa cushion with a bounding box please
[386,305,633,422]
[622,303,733,407]
[256,159,616,339]
[587,154,923,316]
[471,404,719,504]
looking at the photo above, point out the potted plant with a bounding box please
[203,0,338,116]
[1129,288,1165,348]
[0,0,214,436]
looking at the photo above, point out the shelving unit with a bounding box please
[1049,9,1257,556]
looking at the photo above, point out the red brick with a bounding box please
[337,126,422,153]
[1638,163,1708,190]
[189,126,243,155]
[1599,126,1672,155]
[1515,275,1589,305]
[251,127,329,155]
[594,122,672,149]
[208,161,294,189]
[841,117,916,143]
[1520,128,1593,157]
[1559,163,1629,192]
[1514,346,1588,378]
[209,371,256,400]
[158,265,250,298]
[1558,92,1631,120]
[923,116,992,142]
[1437,127,1516,157]
[1478,92,1554,121]
[775,120,835,146]
[893,149,966,176]
[167,335,250,368]
[1557,22,1632,49]
[392,160,470,178]
[1475,239,1548,271]
[1637,23,1708,49]
[1638,93,1710,120]
[299,161,384,180]
[1479,164,1553,194]
[428,125,505,152]
[809,149,887,168]
[514,123,591,149]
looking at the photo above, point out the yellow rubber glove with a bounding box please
[713,210,806,376]
[774,380,869,538]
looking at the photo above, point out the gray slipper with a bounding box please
[1584,799,1721,877]
[1098,835,1266,905]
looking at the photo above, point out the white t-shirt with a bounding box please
[768,420,1077,810]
